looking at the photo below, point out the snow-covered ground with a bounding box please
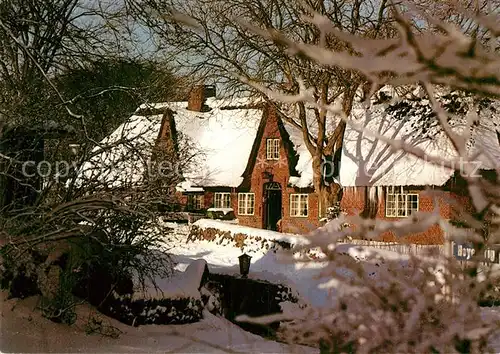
[4,220,500,353]
[163,220,500,352]
[165,220,413,308]
[482,307,500,352]
[1,221,327,353]
[166,221,335,307]
[0,291,316,353]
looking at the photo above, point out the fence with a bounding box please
[188,213,206,224]
[331,239,500,275]
[337,239,451,257]
[161,212,206,224]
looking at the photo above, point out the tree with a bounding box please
[0,0,181,209]
[55,58,179,143]
[127,0,397,216]
[0,0,184,323]
[412,0,499,45]
[0,0,120,210]
[0,0,120,126]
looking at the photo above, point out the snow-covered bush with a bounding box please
[97,259,209,326]
[1,207,175,325]
[278,250,495,352]
[0,72,187,324]
[326,203,342,221]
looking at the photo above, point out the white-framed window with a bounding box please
[187,194,204,210]
[214,192,231,208]
[266,138,280,160]
[238,193,255,215]
[290,194,308,217]
[385,186,419,217]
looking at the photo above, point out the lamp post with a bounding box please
[68,143,80,155]
[238,253,252,278]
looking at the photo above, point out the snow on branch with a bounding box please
[240,5,500,97]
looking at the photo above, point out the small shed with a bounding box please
[0,121,71,211]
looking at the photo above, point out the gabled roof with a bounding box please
[340,93,500,187]
[78,113,163,188]
[167,99,321,189]
[239,104,300,189]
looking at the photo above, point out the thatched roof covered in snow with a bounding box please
[80,89,500,191]
[79,97,323,190]
[340,92,500,187]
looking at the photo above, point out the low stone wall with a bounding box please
[161,212,205,224]
[188,225,292,252]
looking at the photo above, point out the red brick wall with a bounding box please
[340,186,474,244]
[237,106,320,234]
[176,190,215,211]
[282,192,320,234]
[178,186,319,234]
[339,187,365,216]
[204,191,215,209]
[182,190,231,210]
[177,192,187,208]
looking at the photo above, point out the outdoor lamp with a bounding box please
[238,253,252,278]
[262,170,273,180]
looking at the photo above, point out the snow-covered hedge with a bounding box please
[103,295,203,326]
[100,260,209,326]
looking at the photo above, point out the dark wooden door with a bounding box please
[264,182,282,230]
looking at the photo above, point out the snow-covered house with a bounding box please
[155,86,320,234]
[339,93,500,244]
[87,86,499,241]
[79,85,320,233]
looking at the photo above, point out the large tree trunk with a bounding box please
[316,85,358,219]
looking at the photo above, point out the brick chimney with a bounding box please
[187,85,205,112]
[187,85,216,112]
